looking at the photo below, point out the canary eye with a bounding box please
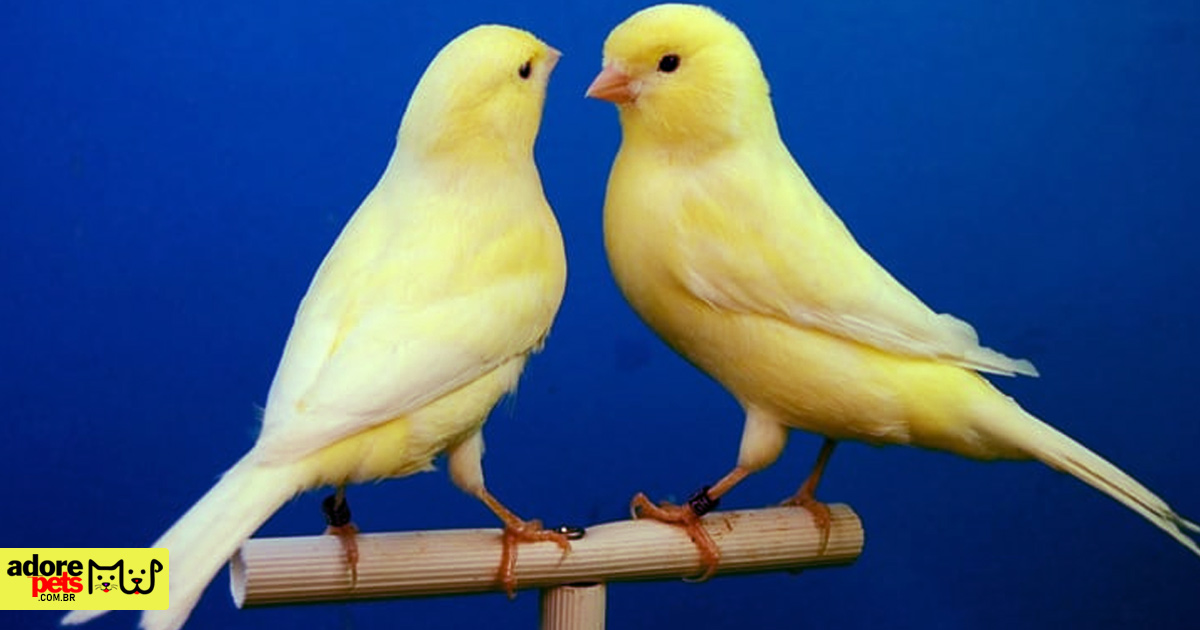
[657,54,680,73]
[518,60,532,79]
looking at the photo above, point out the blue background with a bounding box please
[3,0,1198,628]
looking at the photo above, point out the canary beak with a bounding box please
[586,66,636,103]
[546,46,562,73]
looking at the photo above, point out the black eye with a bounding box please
[518,60,532,79]
[658,54,680,73]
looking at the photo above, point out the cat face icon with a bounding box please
[86,559,163,595]
[90,570,118,593]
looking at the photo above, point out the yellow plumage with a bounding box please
[592,3,1198,559]
[64,24,565,630]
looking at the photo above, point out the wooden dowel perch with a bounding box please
[231,504,863,608]
[541,583,606,630]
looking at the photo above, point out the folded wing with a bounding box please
[675,161,1037,378]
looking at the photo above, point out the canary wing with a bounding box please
[253,194,562,463]
[674,157,1037,377]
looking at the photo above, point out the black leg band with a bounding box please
[687,485,719,517]
[322,493,352,527]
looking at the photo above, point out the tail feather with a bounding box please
[982,405,1200,557]
[63,454,300,630]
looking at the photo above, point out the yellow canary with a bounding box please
[64,24,566,630]
[588,3,1198,572]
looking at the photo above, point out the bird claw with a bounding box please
[497,519,572,598]
[631,492,681,521]
[780,493,832,555]
[629,492,721,581]
[324,523,360,586]
[322,491,359,586]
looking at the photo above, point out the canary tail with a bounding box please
[62,455,300,630]
[980,403,1200,556]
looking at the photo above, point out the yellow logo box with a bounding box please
[1,549,168,610]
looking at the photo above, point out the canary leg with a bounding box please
[780,438,837,554]
[630,466,752,580]
[476,488,571,598]
[322,487,359,586]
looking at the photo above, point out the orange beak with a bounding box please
[586,66,636,104]
[545,47,562,73]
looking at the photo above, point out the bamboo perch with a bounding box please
[231,504,863,607]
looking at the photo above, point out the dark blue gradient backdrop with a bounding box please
[3,1,1198,628]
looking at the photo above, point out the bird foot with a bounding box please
[323,523,360,586]
[780,492,832,555]
[630,492,720,581]
[322,491,359,586]
[497,519,571,598]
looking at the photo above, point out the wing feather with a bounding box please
[676,153,1037,377]
[252,183,564,463]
